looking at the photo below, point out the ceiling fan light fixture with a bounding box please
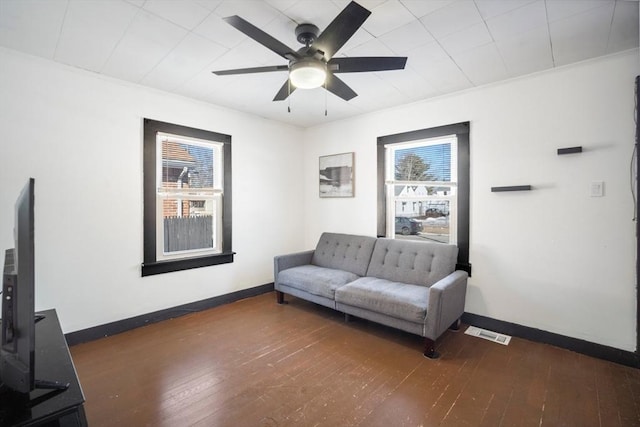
[290,60,327,89]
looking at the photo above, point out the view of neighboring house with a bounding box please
[160,140,214,219]
[159,139,217,254]
[394,185,451,217]
[392,140,454,219]
[161,140,196,218]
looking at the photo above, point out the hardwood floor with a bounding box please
[70,292,640,427]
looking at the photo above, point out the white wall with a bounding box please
[1,45,637,353]
[0,48,306,333]
[302,50,639,352]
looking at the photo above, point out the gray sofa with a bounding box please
[274,232,468,358]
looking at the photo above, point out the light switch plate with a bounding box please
[590,181,604,197]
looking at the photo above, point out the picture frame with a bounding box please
[319,152,354,198]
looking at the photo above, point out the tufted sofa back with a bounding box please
[366,238,458,287]
[311,232,377,276]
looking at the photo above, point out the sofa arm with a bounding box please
[274,250,315,287]
[424,270,468,340]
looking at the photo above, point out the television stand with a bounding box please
[0,309,87,426]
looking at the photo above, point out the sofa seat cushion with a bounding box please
[278,265,359,299]
[335,277,429,323]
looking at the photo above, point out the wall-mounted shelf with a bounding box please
[557,146,582,155]
[491,185,532,192]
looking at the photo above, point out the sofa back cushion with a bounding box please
[311,233,377,277]
[366,238,458,287]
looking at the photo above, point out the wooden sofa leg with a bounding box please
[423,338,440,359]
[276,291,287,305]
[449,318,461,332]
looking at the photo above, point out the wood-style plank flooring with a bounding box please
[70,292,640,427]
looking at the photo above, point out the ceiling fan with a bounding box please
[212,1,407,102]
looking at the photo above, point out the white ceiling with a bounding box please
[0,0,638,128]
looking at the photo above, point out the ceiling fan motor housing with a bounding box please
[295,23,320,46]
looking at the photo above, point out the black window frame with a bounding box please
[377,122,471,275]
[142,118,233,277]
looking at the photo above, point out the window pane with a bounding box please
[421,199,450,243]
[161,140,215,190]
[187,144,215,189]
[161,198,214,253]
[394,143,451,182]
[395,200,451,244]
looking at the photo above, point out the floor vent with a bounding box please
[465,326,511,345]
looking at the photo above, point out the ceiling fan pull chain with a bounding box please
[324,81,328,116]
[288,79,291,113]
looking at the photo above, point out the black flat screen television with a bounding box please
[1,178,36,393]
[0,179,70,396]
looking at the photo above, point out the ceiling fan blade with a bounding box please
[213,65,288,76]
[223,15,300,60]
[312,1,371,61]
[325,73,357,101]
[273,79,297,101]
[329,56,407,73]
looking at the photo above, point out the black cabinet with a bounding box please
[0,309,87,426]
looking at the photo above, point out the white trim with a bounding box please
[384,134,456,150]
[157,132,223,149]
[156,188,222,197]
[386,180,457,186]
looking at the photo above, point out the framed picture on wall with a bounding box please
[319,152,354,198]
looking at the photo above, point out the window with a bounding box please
[156,133,222,260]
[385,135,457,243]
[377,122,470,274]
[143,119,233,276]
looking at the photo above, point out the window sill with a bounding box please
[142,251,235,277]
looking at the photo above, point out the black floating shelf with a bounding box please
[557,146,582,155]
[491,185,532,192]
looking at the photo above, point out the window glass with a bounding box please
[394,142,452,182]
[386,136,457,244]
